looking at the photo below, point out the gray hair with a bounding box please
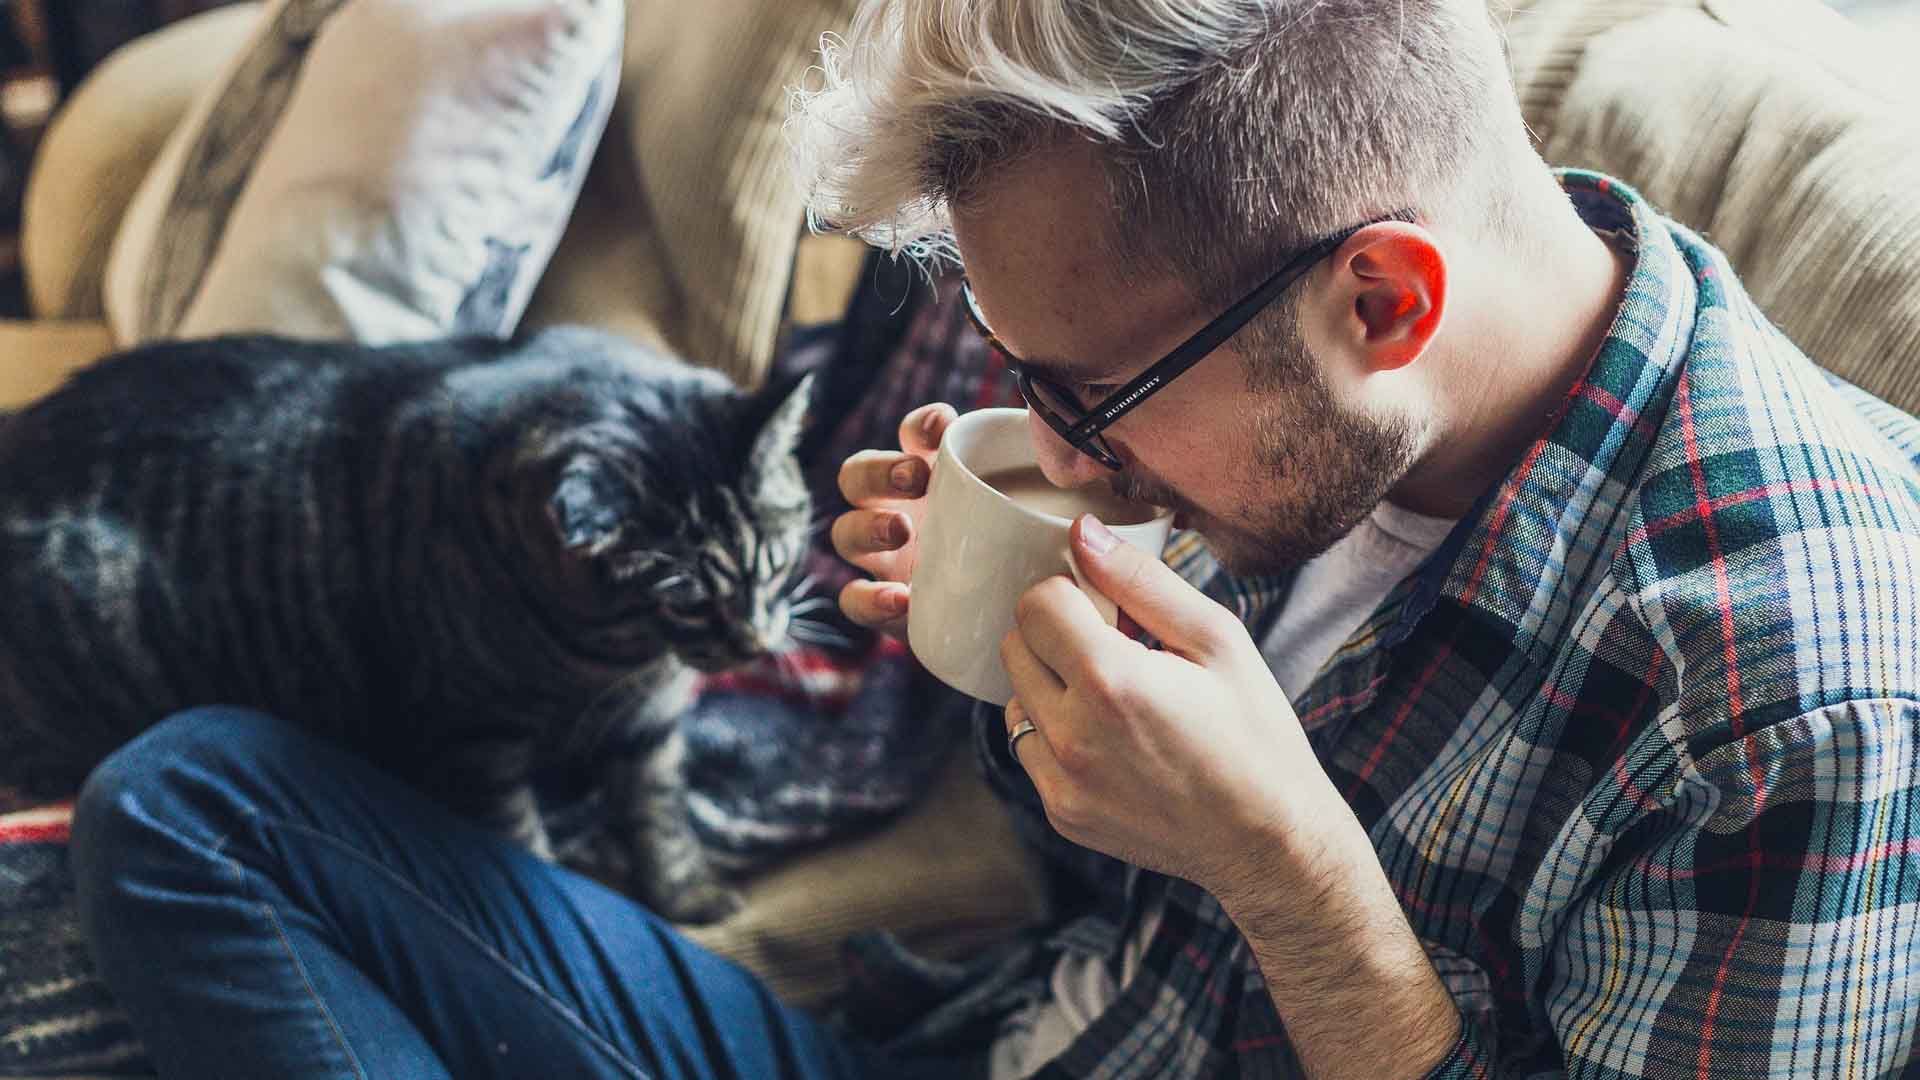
[788,0,1535,307]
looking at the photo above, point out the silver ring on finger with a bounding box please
[1006,718,1038,761]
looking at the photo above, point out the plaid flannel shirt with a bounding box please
[962,171,1920,1078]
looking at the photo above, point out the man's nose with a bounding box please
[1027,408,1109,488]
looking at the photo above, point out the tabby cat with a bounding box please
[0,326,815,923]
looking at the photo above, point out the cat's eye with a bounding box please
[655,575,709,607]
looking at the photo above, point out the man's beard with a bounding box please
[1110,370,1420,577]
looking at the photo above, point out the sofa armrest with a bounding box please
[0,320,115,410]
[22,4,260,321]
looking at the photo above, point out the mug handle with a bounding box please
[1065,546,1120,627]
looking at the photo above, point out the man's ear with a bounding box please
[1331,223,1447,373]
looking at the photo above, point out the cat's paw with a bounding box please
[557,828,634,891]
[519,826,557,863]
[652,876,745,926]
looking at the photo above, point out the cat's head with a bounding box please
[532,367,817,673]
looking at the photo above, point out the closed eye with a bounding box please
[654,574,709,607]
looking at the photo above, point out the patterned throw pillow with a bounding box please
[102,0,622,346]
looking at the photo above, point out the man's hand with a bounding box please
[1000,514,1339,894]
[830,403,958,638]
[1004,514,1461,1080]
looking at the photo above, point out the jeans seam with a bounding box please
[215,822,369,1080]
[243,809,652,1080]
[259,897,372,1080]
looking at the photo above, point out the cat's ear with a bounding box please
[745,371,815,469]
[548,453,638,558]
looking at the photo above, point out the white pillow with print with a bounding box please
[104,0,622,345]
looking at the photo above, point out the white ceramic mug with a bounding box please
[907,408,1175,705]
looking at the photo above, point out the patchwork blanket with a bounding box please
[0,258,1014,1076]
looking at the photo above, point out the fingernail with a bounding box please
[883,587,909,614]
[890,460,920,494]
[923,407,947,440]
[873,514,905,547]
[1079,515,1118,555]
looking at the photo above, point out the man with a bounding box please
[809,0,1920,1076]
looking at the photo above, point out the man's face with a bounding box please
[950,141,1417,575]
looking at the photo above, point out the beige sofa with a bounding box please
[3,0,1917,1009]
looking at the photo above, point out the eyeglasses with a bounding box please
[962,211,1413,471]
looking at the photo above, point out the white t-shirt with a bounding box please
[1260,500,1459,700]
[988,500,1457,1080]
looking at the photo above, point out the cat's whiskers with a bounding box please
[785,572,822,602]
[788,617,854,651]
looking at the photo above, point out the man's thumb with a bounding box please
[1071,515,1234,659]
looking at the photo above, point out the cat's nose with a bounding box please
[737,606,790,654]
[729,623,779,656]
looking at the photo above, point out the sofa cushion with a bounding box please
[521,0,864,388]
[20,5,259,322]
[0,320,116,411]
[101,0,621,347]
[1502,0,1920,414]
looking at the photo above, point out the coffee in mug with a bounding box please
[908,409,1175,705]
[974,465,1160,525]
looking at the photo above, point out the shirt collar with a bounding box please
[1387,170,1699,665]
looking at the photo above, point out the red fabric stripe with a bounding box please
[0,804,73,845]
[1630,477,1888,545]
[1345,645,1452,797]
[0,820,71,844]
[696,638,909,708]
[1297,675,1387,729]
[1580,382,1660,441]
[1675,374,1762,1080]
[1460,435,1552,606]
[972,346,1009,411]
[1673,375,1750,739]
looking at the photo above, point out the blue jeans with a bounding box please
[70,708,980,1080]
